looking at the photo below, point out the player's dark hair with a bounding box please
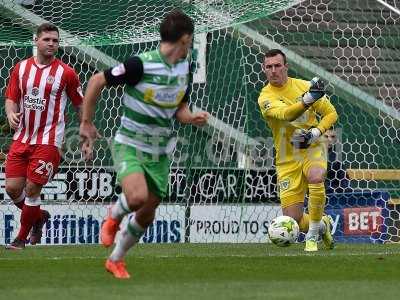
[36,23,59,37]
[160,10,194,42]
[264,49,287,64]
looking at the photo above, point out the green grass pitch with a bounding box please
[1,243,399,300]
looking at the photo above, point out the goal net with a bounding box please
[0,0,399,245]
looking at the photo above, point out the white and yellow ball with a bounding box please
[268,215,300,247]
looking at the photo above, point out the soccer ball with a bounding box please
[268,215,300,247]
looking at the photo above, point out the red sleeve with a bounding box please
[65,67,83,107]
[5,63,21,103]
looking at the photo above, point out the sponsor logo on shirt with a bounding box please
[143,88,186,107]
[24,88,46,111]
[154,90,183,103]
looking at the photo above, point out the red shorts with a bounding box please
[5,140,61,185]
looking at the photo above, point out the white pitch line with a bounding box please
[0,256,104,261]
[0,250,399,261]
[264,250,400,257]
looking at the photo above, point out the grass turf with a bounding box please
[1,243,399,300]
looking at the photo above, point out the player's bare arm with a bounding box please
[5,99,22,130]
[175,102,209,126]
[79,72,105,160]
[75,104,83,122]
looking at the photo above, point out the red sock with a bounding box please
[17,205,42,241]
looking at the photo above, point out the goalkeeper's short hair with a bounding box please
[264,49,287,64]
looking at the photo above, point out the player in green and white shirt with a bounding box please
[80,10,208,279]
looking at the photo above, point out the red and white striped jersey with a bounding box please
[5,57,83,148]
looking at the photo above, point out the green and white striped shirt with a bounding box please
[105,49,189,154]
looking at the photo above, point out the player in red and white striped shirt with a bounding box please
[4,23,83,250]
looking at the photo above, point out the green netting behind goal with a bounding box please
[0,0,301,46]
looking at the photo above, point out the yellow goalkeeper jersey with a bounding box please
[258,77,338,165]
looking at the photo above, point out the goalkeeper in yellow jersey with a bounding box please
[258,49,338,251]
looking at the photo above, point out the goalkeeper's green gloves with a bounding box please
[302,77,325,107]
[291,128,321,149]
